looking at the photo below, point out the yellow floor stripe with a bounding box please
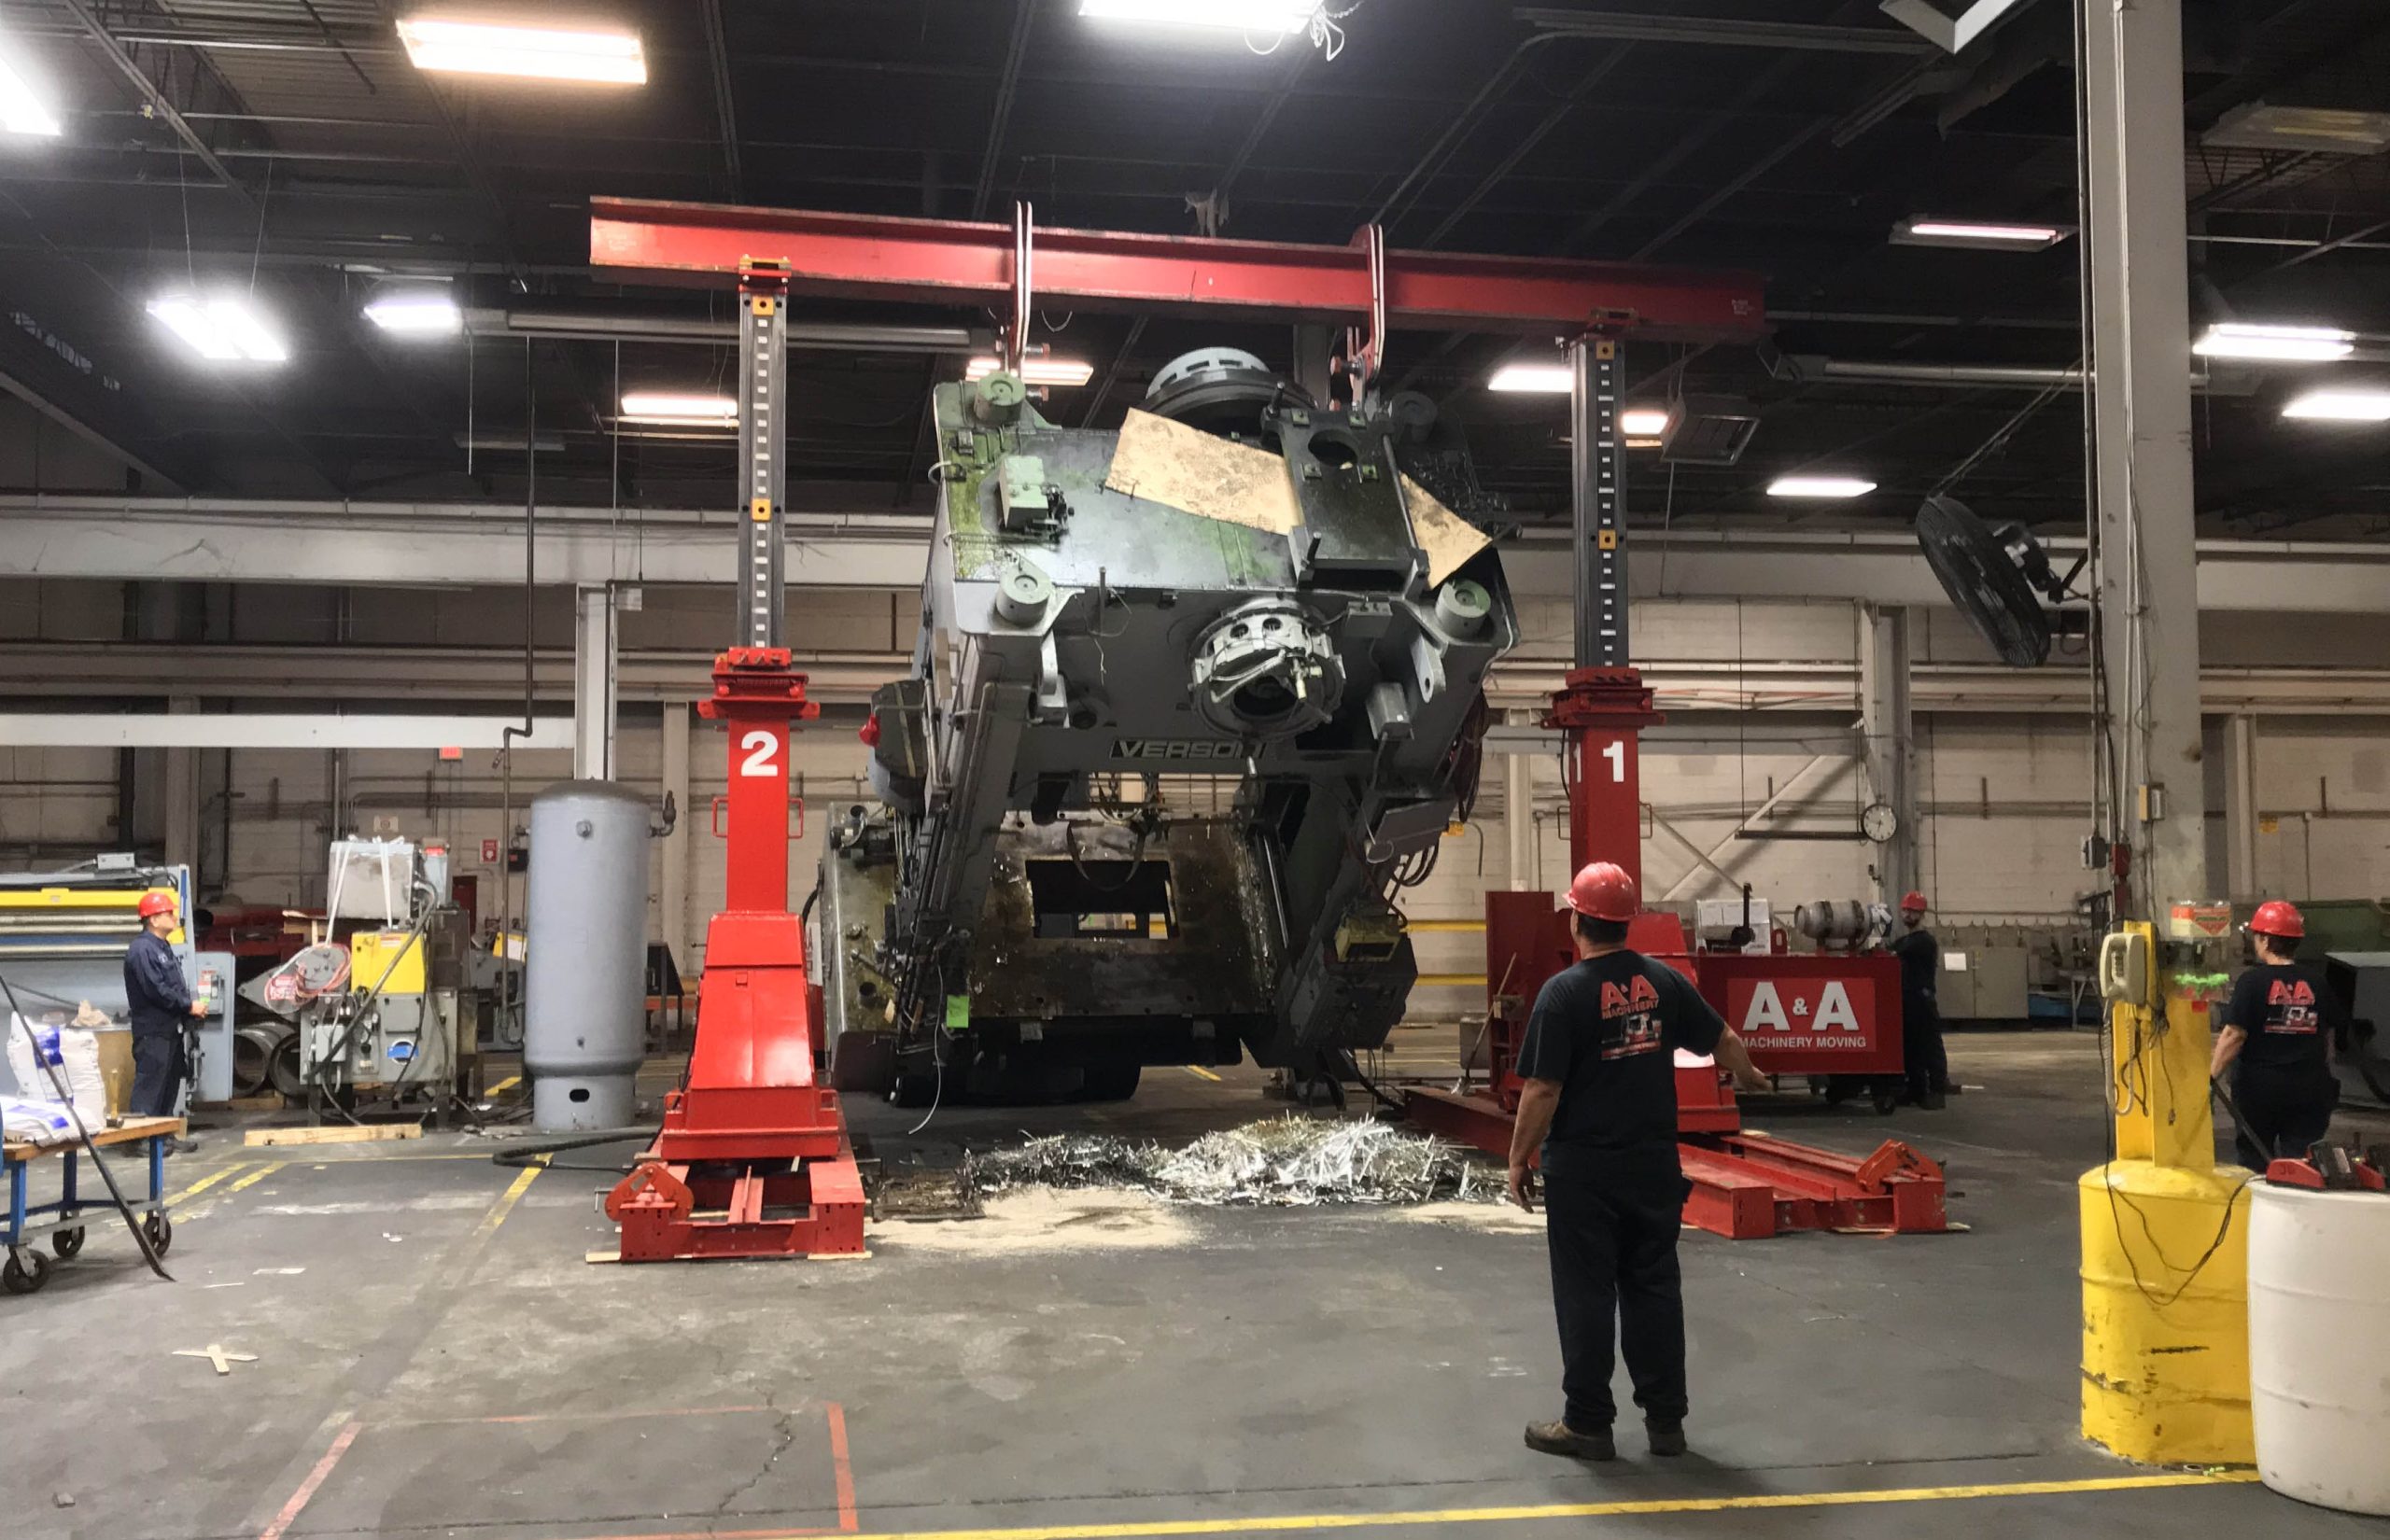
[471,1165,541,1240]
[167,1163,249,1206]
[226,1162,285,1194]
[1184,1066,1223,1083]
[830,1471,2256,1540]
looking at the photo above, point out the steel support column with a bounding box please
[1504,736,1534,890]
[2077,0,2245,1474]
[2085,0,2207,916]
[1861,604,1919,903]
[660,701,693,973]
[2224,713,2258,899]
[162,696,201,875]
[573,584,619,779]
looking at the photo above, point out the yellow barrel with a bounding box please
[2078,1158,2255,1465]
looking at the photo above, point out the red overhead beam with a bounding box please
[589,197,1768,343]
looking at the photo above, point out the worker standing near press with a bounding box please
[123,889,204,1150]
[1886,891,1951,1109]
[2211,900,2341,1170]
[1507,861,1770,1463]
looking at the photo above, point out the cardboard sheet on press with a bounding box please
[1104,409,1302,535]
[1400,475,1493,587]
[1103,408,1494,584]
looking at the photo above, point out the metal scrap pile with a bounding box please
[963,1115,1493,1207]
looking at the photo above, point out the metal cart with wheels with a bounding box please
[2,1115,181,1295]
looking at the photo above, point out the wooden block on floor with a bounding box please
[243,1122,422,1148]
[228,1094,286,1112]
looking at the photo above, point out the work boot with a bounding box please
[1920,1091,1947,1112]
[1646,1420,1688,1457]
[1525,1420,1615,1462]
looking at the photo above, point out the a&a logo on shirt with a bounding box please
[1598,976,1664,1060]
[2266,977,2319,1034]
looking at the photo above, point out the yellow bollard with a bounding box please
[2079,914,2256,1465]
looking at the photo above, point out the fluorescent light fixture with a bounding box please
[2282,388,2390,423]
[2192,322,2355,362]
[1892,216,2069,250]
[146,294,288,364]
[0,29,62,137]
[1078,0,1316,34]
[395,17,646,84]
[1487,362,1572,394]
[618,391,737,426]
[964,355,1095,388]
[1878,0,2025,53]
[363,293,462,336]
[1620,407,1674,439]
[1767,475,1877,499]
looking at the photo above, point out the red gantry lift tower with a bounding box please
[605,268,865,1262]
[583,197,1939,1254]
[1399,339,1947,1240]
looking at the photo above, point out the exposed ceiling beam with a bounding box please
[54,0,257,211]
[1514,7,1938,53]
[969,0,1036,219]
[698,0,744,200]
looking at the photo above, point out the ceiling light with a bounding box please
[1487,362,1572,394]
[1878,0,2025,53]
[1891,217,2069,251]
[1078,0,1317,35]
[2193,323,2355,362]
[1767,475,1877,499]
[395,17,646,84]
[2204,103,2390,156]
[964,355,1095,388]
[1620,407,1674,439]
[364,294,461,336]
[0,29,62,137]
[2281,388,2390,423]
[618,391,737,426]
[147,294,288,364]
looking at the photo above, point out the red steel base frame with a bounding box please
[602,649,866,1264]
[1405,1085,1948,1239]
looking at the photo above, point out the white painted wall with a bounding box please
[5,585,2385,1001]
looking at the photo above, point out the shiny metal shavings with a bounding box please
[962,1115,1492,1207]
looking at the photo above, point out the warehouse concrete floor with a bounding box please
[5,1031,2383,1540]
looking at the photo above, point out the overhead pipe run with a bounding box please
[464,310,982,353]
[1772,354,2243,393]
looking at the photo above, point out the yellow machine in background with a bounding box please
[2081,903,2254,1464]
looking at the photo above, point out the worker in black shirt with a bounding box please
[2211,900,2341,1169]
[1885,891,1950,1110]
[1508,861,1769,1463]
[123,889,205,1148]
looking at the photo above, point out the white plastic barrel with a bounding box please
[2249,1179,2390,1515]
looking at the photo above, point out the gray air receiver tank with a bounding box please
[526,781,651,1130]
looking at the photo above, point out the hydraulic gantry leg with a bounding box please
[603,265,865,1263]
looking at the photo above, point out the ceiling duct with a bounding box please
[2202,103,2390,156]
[1878,0,2033,54]
[1657,395,1761,466]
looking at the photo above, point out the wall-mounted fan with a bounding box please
[1915,495,2082,667]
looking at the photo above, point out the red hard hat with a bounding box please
[1565,861,1638,922]
[2249,900,2304,940]
[1900,891,1929,913]
[136,889,179,918]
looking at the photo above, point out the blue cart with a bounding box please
[2,1114,180,1295]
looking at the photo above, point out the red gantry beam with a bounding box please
[589,197,1767,343]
